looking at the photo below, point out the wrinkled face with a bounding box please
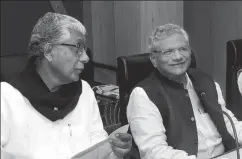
[49,33,89,83]
[150,33,191,79]
[238,70,242,95]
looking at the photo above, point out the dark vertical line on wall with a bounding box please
[210,1,214,79]
[112,1,118,85]
[83,1,93,54]
[112,1,117,66]
[79,0,84,23]
[235,3,239,43]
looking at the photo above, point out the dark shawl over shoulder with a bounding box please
[7,57,82,121]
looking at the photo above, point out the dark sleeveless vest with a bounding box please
[129,68,235,156]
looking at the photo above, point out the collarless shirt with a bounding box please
[1,80,119,159]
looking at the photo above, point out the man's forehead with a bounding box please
[155,34,188,50]
[67,33,86,44]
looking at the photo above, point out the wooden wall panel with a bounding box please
[91,1,116,66]
[83,1,183,84]
[85,1,183,66]
[114,1,142,58]
[140,1,183,52]
[83,1,93,52]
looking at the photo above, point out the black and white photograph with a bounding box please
[1,1,242,159]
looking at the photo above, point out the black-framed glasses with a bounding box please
[60,43,88,55]
[153,45,191,57]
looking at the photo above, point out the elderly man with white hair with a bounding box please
[1,12,132,159]
[127,23,242,159]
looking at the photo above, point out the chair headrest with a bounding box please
[117,53,153,97]
[226,39,242,118]
[227,39,242,69]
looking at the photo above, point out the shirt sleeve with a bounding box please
[87,85,109,146]
[1,83,12,149]
[87,85,122,159]
[215,82,242,145]
[127,87,196,159]
[1,83,12,158]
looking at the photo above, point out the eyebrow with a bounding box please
[76,38,86,44]
[162,45,188,50]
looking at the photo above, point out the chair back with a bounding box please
[226,39,242,120]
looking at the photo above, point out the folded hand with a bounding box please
[109,133,132,158]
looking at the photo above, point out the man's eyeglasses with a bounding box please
[60,43,88,55]
[153,45,191,57]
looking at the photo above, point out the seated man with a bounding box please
[127,23,242,159]
[238,69,242,95]
[1,12,132,159]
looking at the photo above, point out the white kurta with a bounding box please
[1,80,117,159]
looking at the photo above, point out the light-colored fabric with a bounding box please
[127,76,242,159]
[1,80,119,159]
[185,75,225,159]
[214,82,242,146]
[185,75,224,159]
[238,69,242,95]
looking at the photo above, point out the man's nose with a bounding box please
[78,50,90,64]
[172,49,183,60]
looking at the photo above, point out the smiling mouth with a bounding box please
[171,62,186,66]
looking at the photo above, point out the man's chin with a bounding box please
[65,74,80,83]
[171,68,187,76]
[72,75,80,82]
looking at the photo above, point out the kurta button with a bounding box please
[191,117,195,121]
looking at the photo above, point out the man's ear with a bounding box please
[150,53,157,68]
[44,45,53,62]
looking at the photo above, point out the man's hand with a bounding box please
[109,133,132,158]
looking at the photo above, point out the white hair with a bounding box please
[148,23,189,52]
[28,12,86,59]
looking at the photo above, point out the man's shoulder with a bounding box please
[1,81,23,97]
[135,72,158,89]
[187,68,214,81]
[187,68,218,97]
[1,82,32,115]
[81,79,93,92]
[188,68,210,76]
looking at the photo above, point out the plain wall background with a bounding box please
[1,1,52,56]
[184,1,242,97]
